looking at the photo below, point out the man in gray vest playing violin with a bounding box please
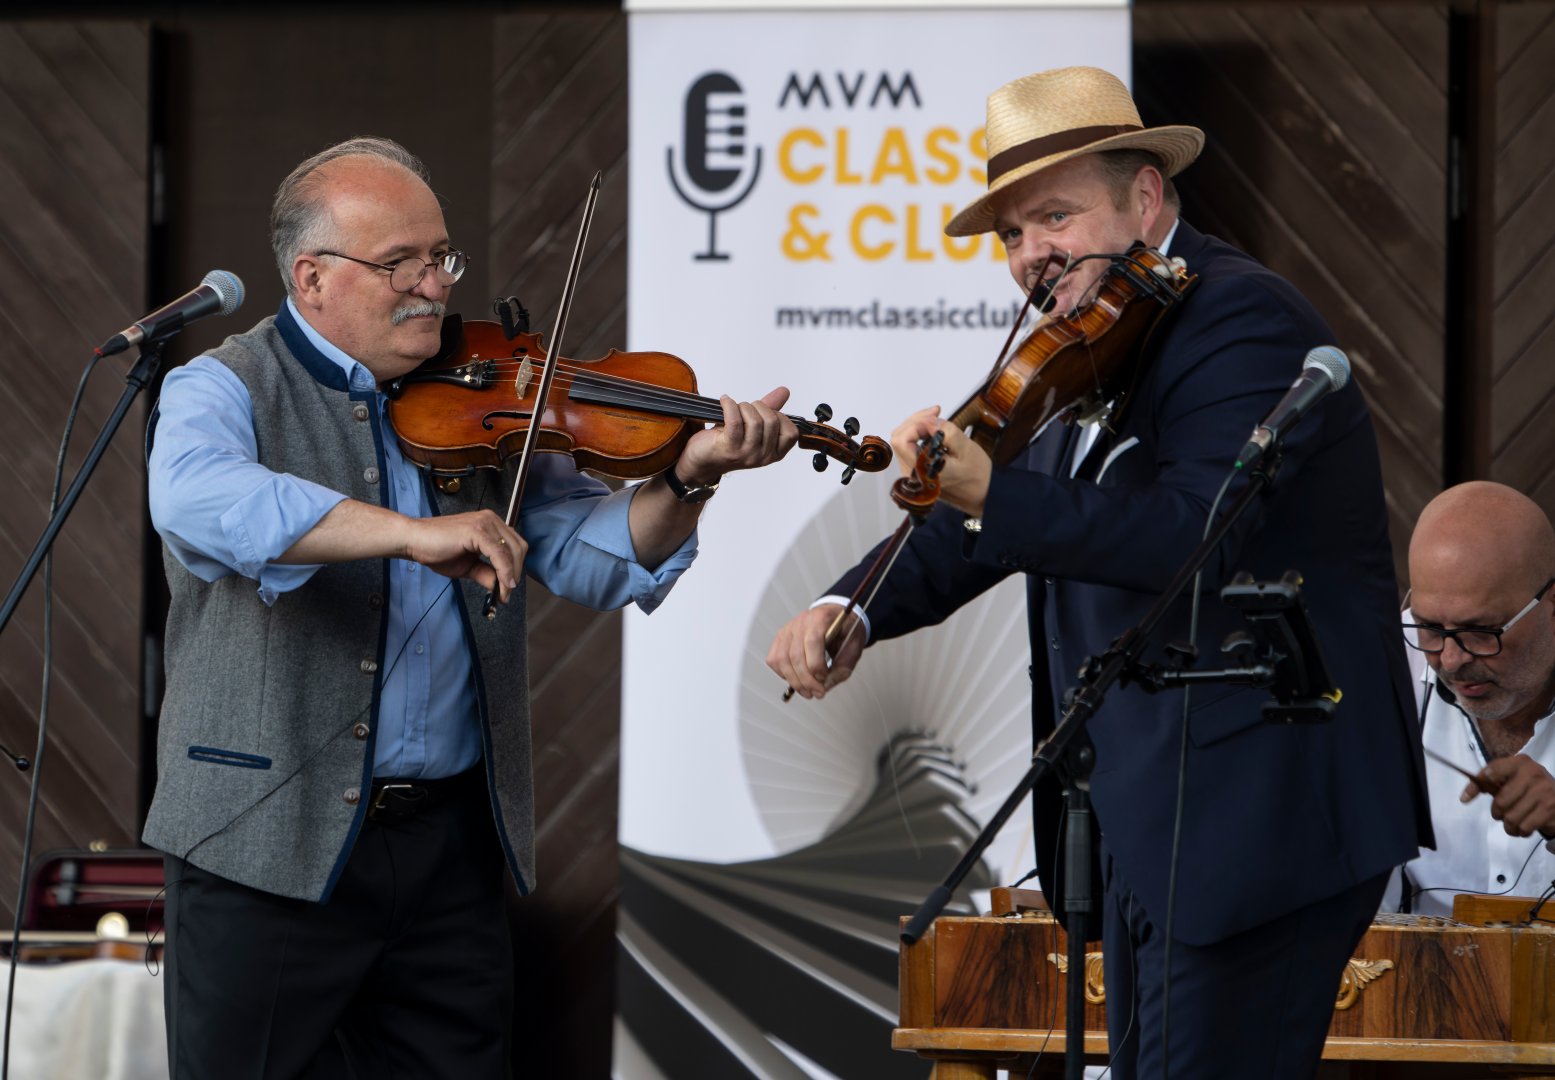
[144,136,796,1079]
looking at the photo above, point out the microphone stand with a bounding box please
[899,449,1285,1080]
[1,337,170,1080]
[0,339,166,640]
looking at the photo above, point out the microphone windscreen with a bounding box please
[1303,345,1350,391]
[202,269,246,315]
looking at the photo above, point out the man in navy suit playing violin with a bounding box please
[768,67,1431,1078]
[145,136,796,1079]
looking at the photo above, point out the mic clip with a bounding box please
[1127,570,1340,724]
[493,296,530,340]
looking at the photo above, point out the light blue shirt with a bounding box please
[148,299,696,779]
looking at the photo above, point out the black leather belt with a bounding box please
[367,766,483,824]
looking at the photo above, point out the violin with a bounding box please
[782,243,1196,700]
[891,243,1196,516]
[386,315,893,483]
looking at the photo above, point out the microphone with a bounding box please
[1235,346,1351,469]
[97,269,245,357]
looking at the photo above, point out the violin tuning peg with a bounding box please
[843,416,859,437]
[814,403,833,424]
[812,452,829,472]
[840,466,856,485]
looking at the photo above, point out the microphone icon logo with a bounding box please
[667,72,763,261]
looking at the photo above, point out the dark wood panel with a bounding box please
[490,11,627,366]
[1135,3,1448,579]
[1492,1,1555,520]
[0,20,148,926]
[492,12,628,1078]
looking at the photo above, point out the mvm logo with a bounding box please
[778,72,922,110]
[667,72,763,261]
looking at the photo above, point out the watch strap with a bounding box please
[663,465,718,503]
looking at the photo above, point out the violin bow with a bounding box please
[779,267,1057,702]
[483,170,603,619]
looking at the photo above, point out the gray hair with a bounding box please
[1093,148,1181,213]
[269,136,431,296]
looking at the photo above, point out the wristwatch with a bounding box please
[663,465,719,504]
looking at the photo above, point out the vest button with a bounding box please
[367,593,384,610]
[360,658,378,674]
[352,403,369,422]
[437,477,462,495]
[343,787,361,805]
[352,723,370,740]
[363,466,380,484]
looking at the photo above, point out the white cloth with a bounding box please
[1383,618,1555,917]
[0,959,168,1079]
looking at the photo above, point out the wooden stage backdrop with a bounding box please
[0,2,1550,1076]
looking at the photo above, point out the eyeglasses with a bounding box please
[317,249,467,293]
[1402,576,1555,657]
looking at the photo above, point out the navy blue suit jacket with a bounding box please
[835,221,1432,946]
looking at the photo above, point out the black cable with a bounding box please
[1025,805,1072,1078]
[1524,878,1555,925]
[3,349,105,1080]
[1401,836,1547,913]
[1096,890,1139,1080]
[1008,865,1040,889]
[1159,465,1238,1079]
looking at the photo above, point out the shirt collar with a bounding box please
[284,297,378,394]
[1159,217,1181,255]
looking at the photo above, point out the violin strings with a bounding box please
[405,361,837,435]
[440,362,721,414]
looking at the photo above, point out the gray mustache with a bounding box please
[391,300,446,326]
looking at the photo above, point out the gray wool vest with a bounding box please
[142,307,536,902]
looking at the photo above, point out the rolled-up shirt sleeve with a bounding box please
[519,455,696,614]
[147,358,347,604]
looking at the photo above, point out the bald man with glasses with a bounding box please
[1389,481,1555,915]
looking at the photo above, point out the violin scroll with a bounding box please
[890,431,946,519]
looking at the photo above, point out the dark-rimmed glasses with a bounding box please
[1403,576,1555,656]
[317,249,467,293]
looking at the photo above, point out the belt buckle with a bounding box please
[370,782,422,818]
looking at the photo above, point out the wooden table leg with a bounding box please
[930,1061,998,1080]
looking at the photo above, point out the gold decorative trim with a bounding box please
[1038,950,1397,1011]
[1334,958,1394,1011]
[1047,951,1107,1004]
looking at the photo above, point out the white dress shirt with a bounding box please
[1385,617,1555,917]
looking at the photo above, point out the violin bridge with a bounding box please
[515,356,534,399]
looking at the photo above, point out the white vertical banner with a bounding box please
[622,4,1130,869]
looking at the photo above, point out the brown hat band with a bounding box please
[986,123,1143,185]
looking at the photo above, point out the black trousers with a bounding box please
[161,770,513,1080]
[1102,852,1387,1079]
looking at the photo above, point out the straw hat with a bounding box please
[946,67,1204,237]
